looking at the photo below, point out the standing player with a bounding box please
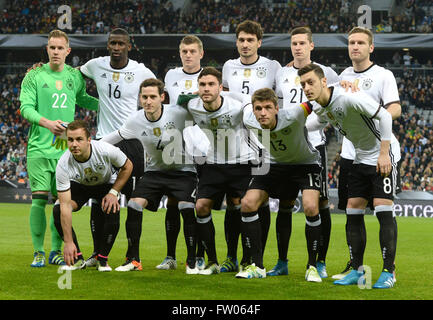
[53,120,132,271]
[183,67,259,275]
[19,30,99,267]
[157,35,205,271]
[270,26,339,278]
[102,79,199,274]
[299,63,400,289]
[79,28,156,271]
[332,27,401,280]
[239,88,323,281]
[164,35,203,102]
[221,20,281,272]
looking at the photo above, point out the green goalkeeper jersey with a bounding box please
[20,63,99,159]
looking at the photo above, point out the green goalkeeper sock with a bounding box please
[29,195,48,252]
[49,210,63,252]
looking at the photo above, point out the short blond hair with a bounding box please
[48,29,69,46]
[179,35,203,52]
[348,26,373,45]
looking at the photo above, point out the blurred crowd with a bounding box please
[1,0,432,34]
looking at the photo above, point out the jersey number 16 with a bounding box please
[108,84,121,99]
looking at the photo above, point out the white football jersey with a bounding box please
[243,102,320,165]
[312,86,400,166]
[339,64,400,160]
[164,67,202,104]
[80,56,156,138]
[117,105,195,172]
[186,95,258,164]
[56,140,127,191]
[222,56,281,95]
[275,62,339,147]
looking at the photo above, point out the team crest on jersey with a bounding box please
[295,76,301,86]
[184,80,193,90]
[270,132,277,139]
[164,121,176,130]
[361,78,373,90]
[221,114,232,126]
[55,80,63,90]
[256,67,267,79]
[243,69,251,78]
[84,167,93,176]
[124,72,134,83]
[112,72,120,82]
[153,128,162,137]
[210,118,219,127]
[66,78,74,91]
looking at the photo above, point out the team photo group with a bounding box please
[20,19,400,290]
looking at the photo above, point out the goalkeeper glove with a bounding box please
[51,122,68,150]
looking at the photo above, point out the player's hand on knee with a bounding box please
[102,193,120,214]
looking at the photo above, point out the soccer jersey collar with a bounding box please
[354,62,375,74]
[144,105,164,122]
[110,58,130,70]
[203,96,224,113]
[73,143,93,163]
[240,56,260,66]
[182,67,202,75]
[323,86,335,108]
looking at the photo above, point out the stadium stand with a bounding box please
[0,0,432,34]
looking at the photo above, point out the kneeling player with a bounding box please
[102,78,199,274]
[54,120,132,271]
[240,88,323,281]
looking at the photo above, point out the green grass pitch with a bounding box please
[0,202,432,300]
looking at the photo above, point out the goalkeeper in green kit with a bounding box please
[19,30,99,267]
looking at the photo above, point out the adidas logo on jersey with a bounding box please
[42,83,49,88]
[100,73,107,78]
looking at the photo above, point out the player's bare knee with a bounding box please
[372,198,393,208]
[303,200,319,217]
[241,196,260,213]
[195,199,212,216]
[128,198,145,212]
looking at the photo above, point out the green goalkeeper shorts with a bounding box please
[27,158,58,196]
